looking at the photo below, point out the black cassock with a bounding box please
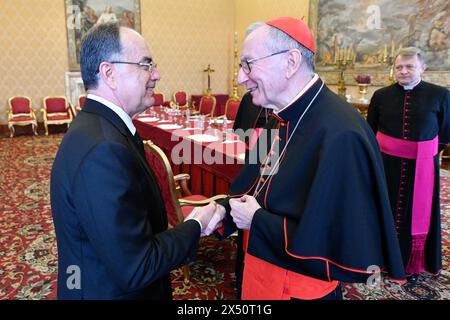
[233,92,271,140]
[221,78,405,283]
[367,81,450,275]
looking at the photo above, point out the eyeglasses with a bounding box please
[108,60,158,72]
[239,49,289,74]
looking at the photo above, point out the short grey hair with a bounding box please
[245,22,315,73]
[80,23,123,90]
[395,47,425,65]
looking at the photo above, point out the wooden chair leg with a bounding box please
[32,124,38,136]
[44,123,49,136]
[183,265,190,284]
[9,125,14,138]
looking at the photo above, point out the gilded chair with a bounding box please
[7,96,38,137]
[41,96,73,135]
[76,94,87,113]
[198,95,217,117]
[152,92,165,107]
[143,140,226,282]
[223,97,241,120]
[173,90,188,108]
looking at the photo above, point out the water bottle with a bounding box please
[222,116,229,140]
[222,116,228,130]
[199,115,205,130]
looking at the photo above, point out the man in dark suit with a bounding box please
[50,23,217,300]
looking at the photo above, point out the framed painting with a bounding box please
[65,72,85,107]
[65,0,141,71]
[309,0,449,87]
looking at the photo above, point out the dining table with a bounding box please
[133,106,246,197]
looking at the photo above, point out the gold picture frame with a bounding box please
[308,0,449,87]
[65,0,141,71]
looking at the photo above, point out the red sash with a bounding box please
[241,231,338,300]
[376,132,438,274]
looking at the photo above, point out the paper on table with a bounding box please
[214,119,233,125]
[137,116,159,122]
[157,124,183,130]
[187,134,219,142]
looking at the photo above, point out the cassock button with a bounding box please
[280,122,286,127]
[260,177,265,183]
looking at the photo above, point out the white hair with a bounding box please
[245,22,315,73]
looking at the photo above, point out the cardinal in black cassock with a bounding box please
[213,17,406,300]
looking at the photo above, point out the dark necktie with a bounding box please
[133,132,145,156]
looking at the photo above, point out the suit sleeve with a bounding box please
[73,142,200,291]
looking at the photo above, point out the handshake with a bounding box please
[185,202,226,236]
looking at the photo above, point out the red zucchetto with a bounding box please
[266,16,316,53]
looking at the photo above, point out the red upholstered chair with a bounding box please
[7,96,38,137]
[152,92,165,107]
[41,96,73,135]
[224,97,241,120]
[76,94,87,113]
[198,95,217,117]
[173,90,188,108]
[143,140,226,282]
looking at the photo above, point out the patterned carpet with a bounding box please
[0,134,448,300]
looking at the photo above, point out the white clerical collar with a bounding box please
[401,79,421,91]
[87,94,136,135]
[274,73,319,115]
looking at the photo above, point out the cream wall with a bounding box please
[235,0,309,41]
[0,0,311,125]
[234,0,310,95]
[0,0,235,125]
[140,0,235,104]
[0,0,68,124]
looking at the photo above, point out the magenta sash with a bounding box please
[376,132,438,274]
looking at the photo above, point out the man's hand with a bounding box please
[185,202,224,236]
[229,195,261,230]
[202,204,226,236]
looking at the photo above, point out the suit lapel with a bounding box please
[82,99,168,227]
[82,99,153,177]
